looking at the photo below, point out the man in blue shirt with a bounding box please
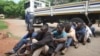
[51,24,67,56]
[76,23,86,44]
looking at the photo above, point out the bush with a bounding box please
[0,20,8,30]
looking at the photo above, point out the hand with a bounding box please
[27,38,30,40]
[53,38,56,41]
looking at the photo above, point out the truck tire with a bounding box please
[70,17,84,23]
[33,18,42,24]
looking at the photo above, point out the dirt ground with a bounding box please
[0,38,18,56]
[0,19,100,56]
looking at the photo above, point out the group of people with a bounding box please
[6,22,95,56]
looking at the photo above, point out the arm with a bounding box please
[29,32,38,43]
[54,32,67,42]
[76,28,86,34]
[54,38,67,42]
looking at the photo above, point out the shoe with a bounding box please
[5,50,15,55]
[82,41,86,45]
[61,48,68,55]
[87,38,91,43]
[74,42,79,48]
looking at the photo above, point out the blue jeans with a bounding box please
[77,32,85,42]
[90,27,95,37]
[65,37,73,48]
[13,33,31,52]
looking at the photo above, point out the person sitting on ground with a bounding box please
[22,24,54,56]
[61,23,79,55]
[76,23,86,44]
[6,26,37,55]
[51,23,67,56]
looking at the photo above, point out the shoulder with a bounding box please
[51,31,57,34]
[32,32,38,35]
[32,32,38,37]
[62,31,67,35]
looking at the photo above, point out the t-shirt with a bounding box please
[52,31,67,39]
[85,26,92,38]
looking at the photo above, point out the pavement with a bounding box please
[3,19,100,56]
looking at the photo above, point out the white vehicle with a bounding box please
[25,0,100,24]
[25,0,46,13]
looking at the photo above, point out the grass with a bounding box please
[0,19,8,30]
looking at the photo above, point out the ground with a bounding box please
[0,38,18,56]
[0,19,100,56]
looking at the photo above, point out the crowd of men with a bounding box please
[6,22,95,56]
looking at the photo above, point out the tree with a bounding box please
[4,1,18,17]
[17,0,25,19]
[0,0,6,14]
[0,0,25,18]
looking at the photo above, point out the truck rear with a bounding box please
[25,0,100,25]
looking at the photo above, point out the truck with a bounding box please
[25,0,100,25]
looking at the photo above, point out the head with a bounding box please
[64,23,71,33]
[40,24,49,33]
[57,23,64,34]
[88,23,92,27]
[76,22,83,28]
[72,22,77,26]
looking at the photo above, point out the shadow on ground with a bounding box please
[33,25,55,29]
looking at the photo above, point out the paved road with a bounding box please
[4,19,100,56]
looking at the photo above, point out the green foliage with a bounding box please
[0,0,83,19]
[0,0,25,19]
[0,0,6,14]
[17,0,25,19]
[0,20,8,30]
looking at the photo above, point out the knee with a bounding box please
[32,39,38,43]
[66,38,73,47]
[44,45,49,52]
[22,39,28,44]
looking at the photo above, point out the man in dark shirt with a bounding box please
[22,24,54,56]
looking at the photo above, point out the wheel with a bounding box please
[33,17,42,24]
[70,17,84,23]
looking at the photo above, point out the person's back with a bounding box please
[88,23,96,37]
[85,25,92,38]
